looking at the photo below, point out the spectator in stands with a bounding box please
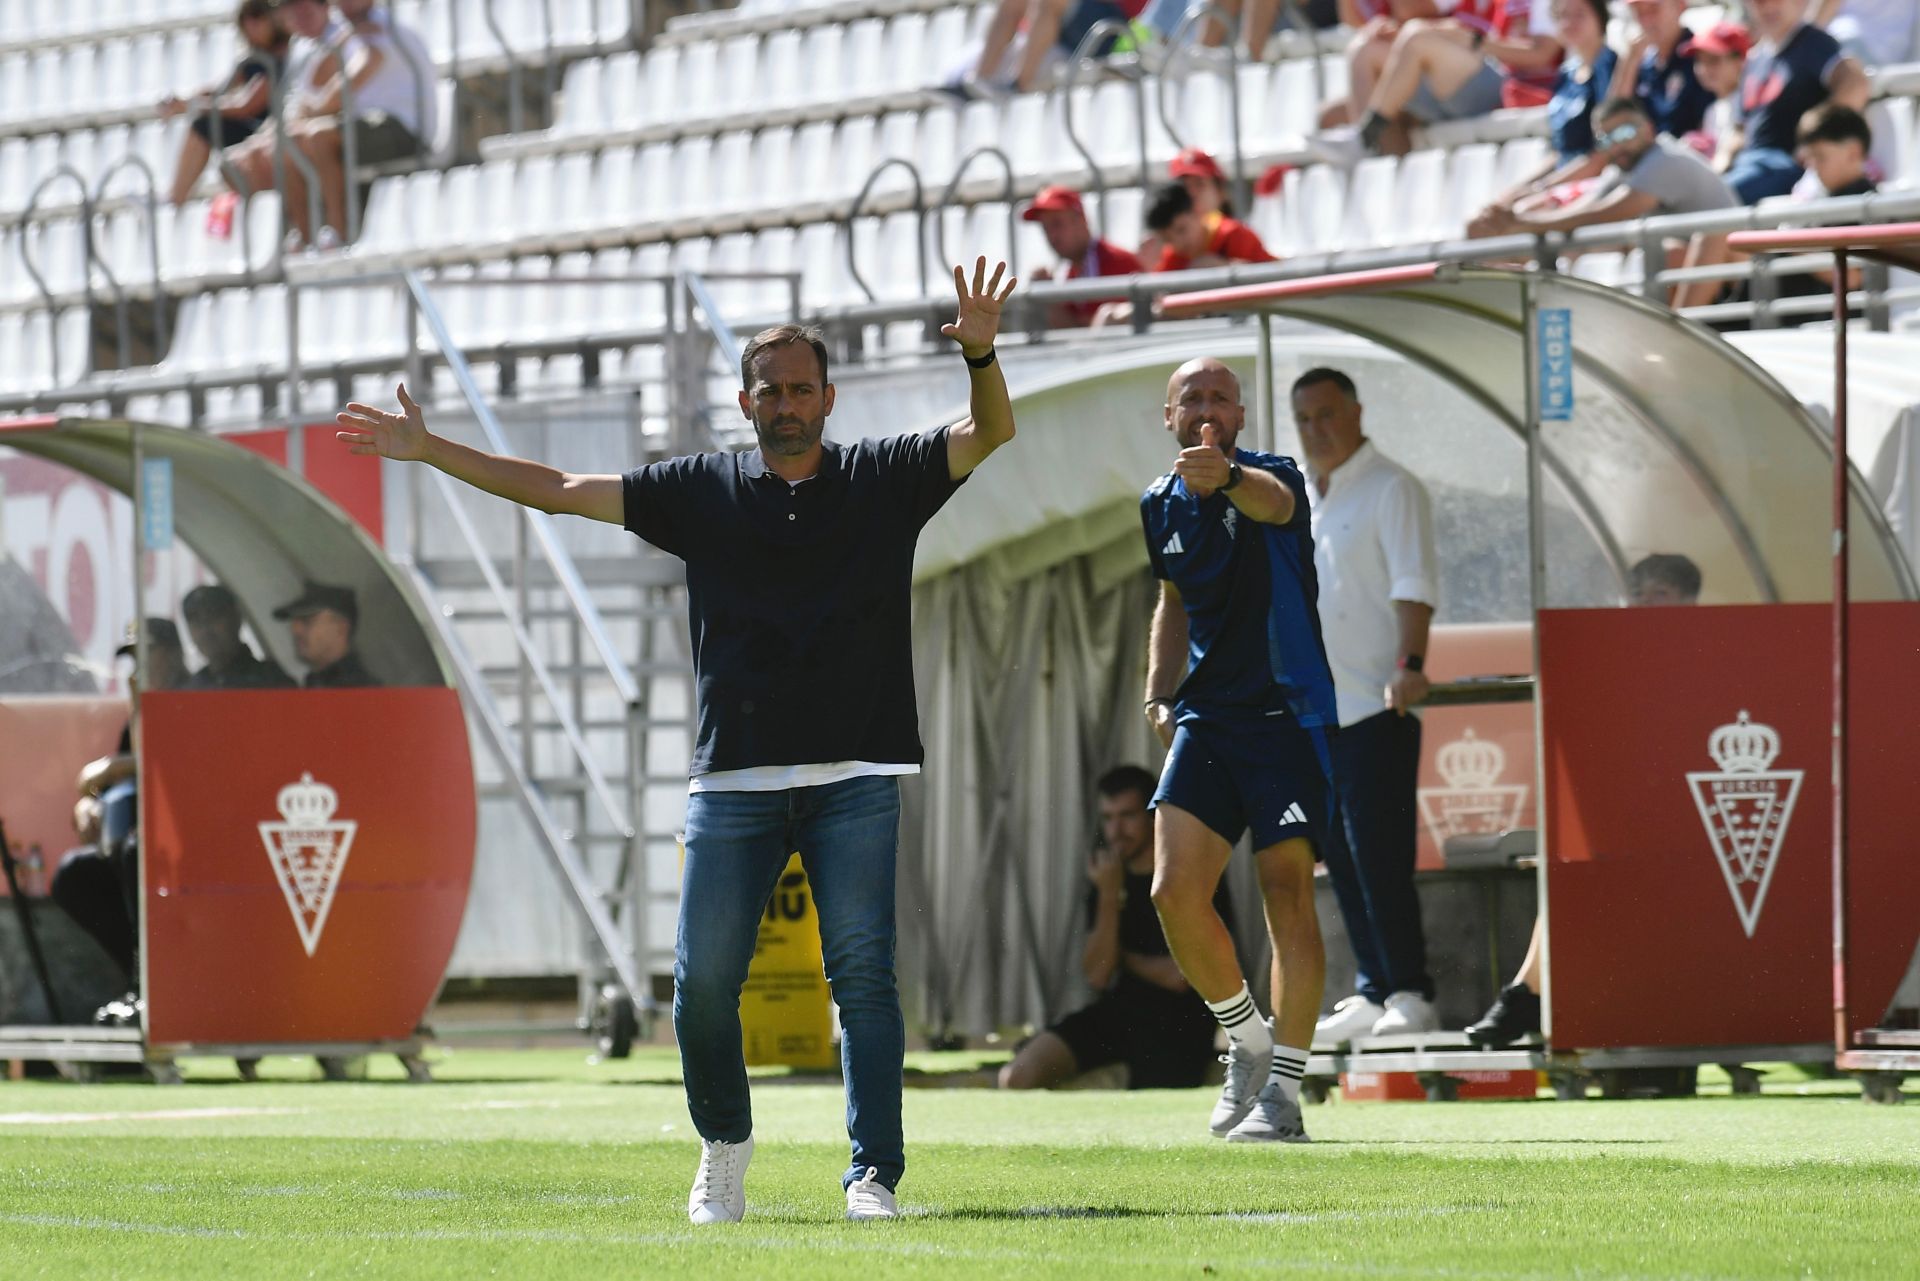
[1090,182,1274,326]
[1023,186,1143,328]
[1320,0,1447,130]
[283,0,437,249]
[1722,0,1869,203]
[1682,22,1752,174]
[1470,98,1736,307]
[1467,551,1701,1048]
[223,0,343,231]
[998,766,1230,1090]
[1607,0,1714,139]
[1793,101,1877,198]
[274,581,380,687]
[1146,180,1274,272]
[1339,0,1564,158]
[181,584,294,690]
[1812,0,1919,69]
[157,0,289,207]
[1136,149,1240,283]
[954,0,1146,97]
[1294,368,1443,1047]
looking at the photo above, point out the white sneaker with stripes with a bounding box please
[845,1167,898,1220]
[1226,1082,1312,1143]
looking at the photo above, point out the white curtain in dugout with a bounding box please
[898,534,1269,1040]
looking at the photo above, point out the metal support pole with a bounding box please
[1519,276,1553,1041]
[1830,247,1851,1057]
[1255,311,1275,453]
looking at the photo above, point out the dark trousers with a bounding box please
[50,845,136,980]
[1322,710,1431,1004]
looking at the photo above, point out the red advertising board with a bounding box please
[139,688,475,1047]
[1540,603,1920,1049]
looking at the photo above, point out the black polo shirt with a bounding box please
[623,428,964,776]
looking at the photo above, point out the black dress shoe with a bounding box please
[1465,983,1541,1048]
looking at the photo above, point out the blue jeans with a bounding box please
[674,774,905,1192]
[1321,711,1432,1005]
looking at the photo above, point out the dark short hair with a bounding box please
[740,323,829,390]
[239,0,274,21]
[1596,96,1649,124]
[1291,367,1358,400]
[1569,0,1609,29]
[182,583,240,620]
[1096,765,1157,807]
[1144,181,1195,233]
[1797,102,1872,151]
[1629,553,1702,600]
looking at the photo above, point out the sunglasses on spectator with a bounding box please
[1596,123,1641,148]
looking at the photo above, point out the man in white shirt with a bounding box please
[1292,368,1444,1045]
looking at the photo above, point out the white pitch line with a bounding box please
[0,1106,303,1126]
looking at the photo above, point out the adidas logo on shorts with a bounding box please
[1280,802,1307,826]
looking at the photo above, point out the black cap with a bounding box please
[182,583,240,620]
[272,580,359,626]
[115,617,183,657]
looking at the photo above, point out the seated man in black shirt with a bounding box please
[273,581,380,687]
[1000,765,1231,1090]
[183,584,294,690]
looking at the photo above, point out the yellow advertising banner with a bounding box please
[740,853,837,1071]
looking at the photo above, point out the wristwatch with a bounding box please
[963,346,997,369]
[1221,460,1244,492]
[1397,654,1426,673]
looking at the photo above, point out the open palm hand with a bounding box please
[940,257,1016,357]
[336,383,429,461]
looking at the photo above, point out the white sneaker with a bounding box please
[1226,1081,1312,1144]
[1209,1038,1267,1138]
[1314,995,1386,1047]
[845,1166,898,1221]
[688,1135,752,1224]
[1372,992,1440,1037]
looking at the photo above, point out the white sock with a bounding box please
[1268,1045,1309,1103]
[1205,984,1273,1058]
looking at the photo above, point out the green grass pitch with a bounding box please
[1,1049,1914,1279]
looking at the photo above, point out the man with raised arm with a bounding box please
[337,259,1019,1225]
[1140,358,1337,1144]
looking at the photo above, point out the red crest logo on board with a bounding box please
[257,772,357,956]
[1685,711,1802,938]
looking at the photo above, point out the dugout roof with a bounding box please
[1148,264,1918,604]
[0,417,453,686]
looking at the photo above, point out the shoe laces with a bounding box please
[1219,1045,1262,1101]
[693,1140,741,1200]
[847,1167,891,1215]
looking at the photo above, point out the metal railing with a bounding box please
[844,157,928,304]
[1057,16,1151,228]
[933,146,1019,284]
[18,166,99,382]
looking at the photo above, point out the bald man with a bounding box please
[1140,358,1337,1144]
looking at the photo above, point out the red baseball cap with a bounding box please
[1021,185,1084,220]
[1684,22,1752,57]
[1168,148,1226,181]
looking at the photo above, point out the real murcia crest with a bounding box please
[258,772,356,957]
[1417,729,1528,849]
[1686,710,1801,938]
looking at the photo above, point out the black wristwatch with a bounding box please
[963,346,997,369]
[1397,653,1426,673]
[1221,460,1244,492]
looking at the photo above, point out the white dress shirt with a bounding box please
[1308,440,1439,729]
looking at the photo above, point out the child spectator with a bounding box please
[1681,22,1752,174]
[1724,0,1869,204]
[1145,180,1274,272]
[1608,0,1714,139]
[1793,101,1877,198]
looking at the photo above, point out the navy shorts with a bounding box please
[1151,714,1335,854]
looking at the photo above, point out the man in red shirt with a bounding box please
[1147,181,1276,272]
[1024,185,1143,328]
